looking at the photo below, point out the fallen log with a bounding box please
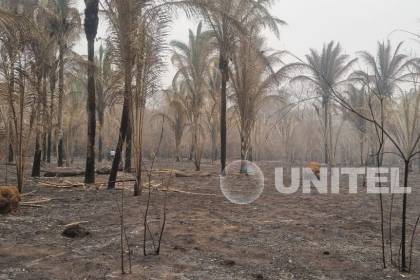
[20,198,52,205]
[20,204,44,208]
[167,188,219,197]
[174,170,211,177]
[44,166,127,176]
[44,169,85,177]
[38,180,84,189]
[63,221,89,228]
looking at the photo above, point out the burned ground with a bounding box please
[1,161,420,280]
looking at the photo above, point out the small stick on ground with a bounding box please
[63,221,89,228]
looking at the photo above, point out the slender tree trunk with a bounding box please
[328,108,333,165]
[98,121,103,162]
[108,71,131,189]
[359,131,364,166]
[323,98,329,165]
[372,98,386,269]
[401,160,410,272]
[211,128,217,162]
[57,41,64,167]
[32,74,43,177]
[32,134,41,177]
[240,133,246,173]
[219,53,228,173]
[124,119,132,172]
[240,129,251,173]
[175,136,181,162]
[41,73,47,162]
[133,102,145,196]
[47,66,56,163]
[42,134,47,161]
[193,116,201,171]
[47,131,52,162]
[189,132,194,161]
[84,2,98,183]
[8,62,14,164]
[16,58,24,192]
[8,142,13,163]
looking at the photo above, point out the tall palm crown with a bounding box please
[290,41,356,100]
[286,41,356,164]
[159,82,188,161]
[36,0,81,167]
[104,0,170,190]
[196,0,284,58]
[229,30,285,163]
[170,22,214,170]
[41,0,80,45]
[353,41,418,97]
[230,37,284,130]
[190,0,284,171]
[171,22,214,112]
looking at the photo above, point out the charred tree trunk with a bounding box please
[84,0,99,184]
[57,41,65,167]
[108,71,131,189]
[6,61,14,165]
[32,136,41,177]
[8,142,13,163]
[219,53,228,173]
[32,73,43,177]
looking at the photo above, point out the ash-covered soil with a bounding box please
[1,160,420,279]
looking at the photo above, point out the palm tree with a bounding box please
[345,85,368,166]
[287,41,357,165]
[230,33,285,171]
[95,44,121,162]
[105,0,168,194]
[170,22,214,171]
[28,18,56,177]
[0,8,39,192]
[158,84,188,162]
[104,0,137,190]
[83,0,99,183]
[44,50,58,163]
[353,41,419,272]
[196,0,283,172]
[204,65,221,162]
[353,41,417,99]
[42,0,81,167]
[131,6,168,195]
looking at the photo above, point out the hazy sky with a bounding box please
[74,0,420,84]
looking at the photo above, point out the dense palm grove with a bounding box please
[1,0,420,273]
